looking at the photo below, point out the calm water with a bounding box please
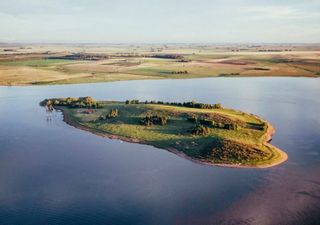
[0,78,320,225]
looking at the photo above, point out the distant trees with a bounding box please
[149,54,184,60]
[171,71,188,75]
[125,99,222,110]
[125,99,140,104]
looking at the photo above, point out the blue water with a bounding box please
[0,77,319,225]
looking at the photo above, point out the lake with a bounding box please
[0,77,319,225]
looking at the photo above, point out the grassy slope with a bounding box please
[60,102,286,167]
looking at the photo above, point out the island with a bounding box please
[41,97,288,168]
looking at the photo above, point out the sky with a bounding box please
[0,0,319,43]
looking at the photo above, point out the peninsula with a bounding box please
[41,97,287,168]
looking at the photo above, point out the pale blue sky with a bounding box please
[0,0,319,43]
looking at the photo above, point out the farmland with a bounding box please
[1,43,319,85]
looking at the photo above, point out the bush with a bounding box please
[99,109,119,120]
[106,109,119,118]
[140,115,168,126]
[191,125,210,135]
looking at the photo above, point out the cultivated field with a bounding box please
[1,43,319,85]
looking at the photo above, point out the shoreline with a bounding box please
[1,75,318,87]
[57,107,288,169]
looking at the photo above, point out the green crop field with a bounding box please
[0,58,74,67]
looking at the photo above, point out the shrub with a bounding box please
[99,109,119,120]
[106,109,119,118]
[211,123,239,130]
[140,115,168,126]
[191,125,210,135]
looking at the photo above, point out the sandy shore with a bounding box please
[58,107,288,169]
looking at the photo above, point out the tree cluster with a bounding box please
[140,115,168,126]
[41,97,101,109]
[144,100,223,109]
[171,71,188,74]
[48,53,109,61]
[150,54,184,60]
[125,99,140,104]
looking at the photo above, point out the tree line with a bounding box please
[41,96,101,109]
[125,99,223,109]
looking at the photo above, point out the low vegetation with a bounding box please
[41,96,287,168]
[48,53,109,61]
[191,124,210,135]
[140,114,168,126]
[99,109,119,120]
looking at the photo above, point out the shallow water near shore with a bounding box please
[0,77,320,225]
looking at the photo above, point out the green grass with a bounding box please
[0,59,74,67]
[55,101,286,167]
